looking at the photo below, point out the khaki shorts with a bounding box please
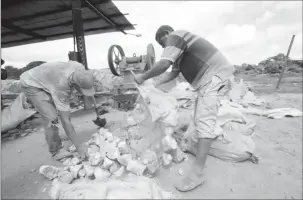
[194,75,232,139]
[20,79,58,121]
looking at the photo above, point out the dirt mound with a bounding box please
[235,53,302,75]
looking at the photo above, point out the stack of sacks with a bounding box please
[1,93,37,133]
[222,100,303,119]
[185,105,258,162]
[182,99,259,163]
[217,79,302,119]
[167,79,260,163]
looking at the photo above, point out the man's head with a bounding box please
[72,69,95,96]
[155,25,174,48]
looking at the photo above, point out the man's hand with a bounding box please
[134,74,145,85]
[58,110,87,159]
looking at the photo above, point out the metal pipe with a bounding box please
[72,0,91,110]
[126,56,142,63]
[125,32,142,37]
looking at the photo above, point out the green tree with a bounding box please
[4,61,46,79]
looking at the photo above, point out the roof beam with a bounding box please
[1,21,46,40]
[1,0,33,9]
[2,0,111,24]
[84,0,126,34]
[1,13,129,37]
[1,24,135,47]
[48,24,134,38]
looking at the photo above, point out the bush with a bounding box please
[4,61,46,80]
[20,61,46,74]
[1,68,8,80]
[4,65,21,80]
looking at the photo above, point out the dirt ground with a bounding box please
[1,73,302,199]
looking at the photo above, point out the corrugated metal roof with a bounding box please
[1,0,135,48]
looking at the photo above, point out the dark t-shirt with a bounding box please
[161,30,232,88]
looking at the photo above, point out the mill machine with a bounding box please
[107,43,155,109]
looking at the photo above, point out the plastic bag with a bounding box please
[130,80,180,160]
[184,119,259,164]
[228,79,247,103]
[262,108,303,119]
[1,93,37,132]
[135,80,179,126]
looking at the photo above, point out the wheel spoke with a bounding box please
[116,65,120,74]
[113,47,118,57]
[109,45,124,76]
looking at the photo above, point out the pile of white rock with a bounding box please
[39,125,187,186]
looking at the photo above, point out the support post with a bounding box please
[72,0,88,69]
[275,35,295,90]
[72,0,92,110]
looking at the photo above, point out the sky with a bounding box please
[1,1,302,69]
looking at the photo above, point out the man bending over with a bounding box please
[20,61,96,160]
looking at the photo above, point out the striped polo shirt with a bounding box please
[161,30,234,89]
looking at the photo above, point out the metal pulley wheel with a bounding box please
[145,43,155,71]
[108,44,125,76]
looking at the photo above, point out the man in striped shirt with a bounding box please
[134,25,235,192]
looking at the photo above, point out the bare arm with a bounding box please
[58,110,81,148]
[142,59,172,81]
[154,70,180,87]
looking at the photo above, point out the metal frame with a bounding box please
[1,21,47,40]
[84,0,126,34]
[70,0,131,69]
[1,13,129,37]
[72,0,88,69]
[1,0,110,23]
[1,0,135,48]
[2,25,136,47]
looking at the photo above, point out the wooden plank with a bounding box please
[275,35,296,90]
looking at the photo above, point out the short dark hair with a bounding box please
[1,59,4,65]
[155,25,174,42]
